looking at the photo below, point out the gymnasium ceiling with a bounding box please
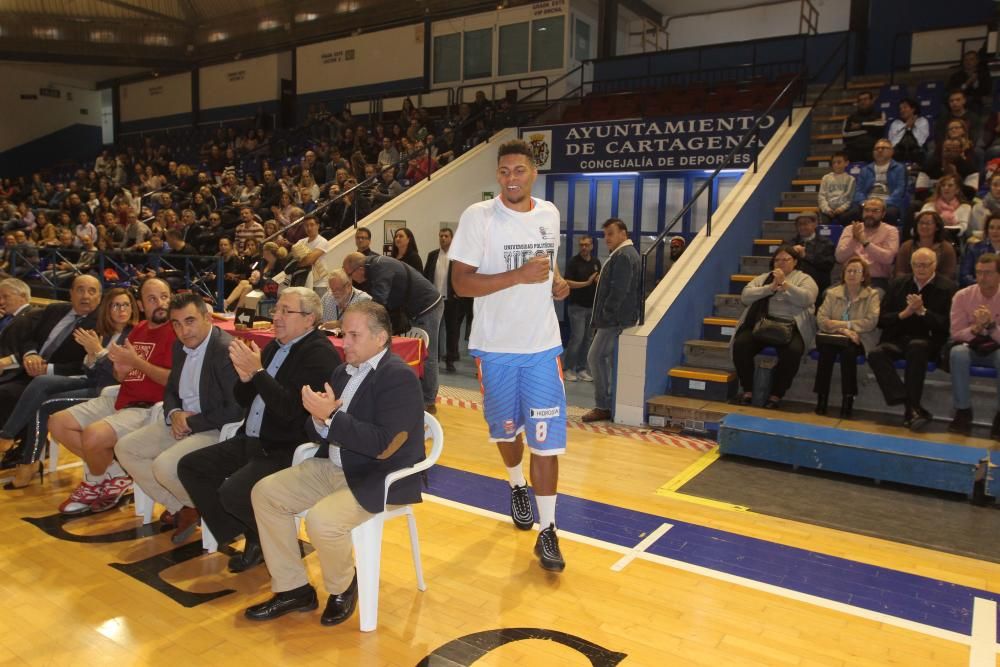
[0,0,785,86]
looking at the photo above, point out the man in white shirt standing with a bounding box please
[450,139,570,572]
[290,215,331,289]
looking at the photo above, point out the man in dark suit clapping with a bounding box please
[244,301,425,627]
[0,274,100,446]
[177,287,341,573]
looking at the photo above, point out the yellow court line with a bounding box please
[655,447,749,512]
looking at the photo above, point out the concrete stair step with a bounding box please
[814,115,848,123]
[805,156,832,165]
[683,339,735,371]
[773,206,819,220]
[762,221,796,237]
[781,191,819,205]
[752,239,784,255]
[810,143,843,155]
[666,366,738,403]
[814,122,843,134]
[703,316,739,342]
[714,293,745,318]
[797,166,830,179]
[740,255,772,274]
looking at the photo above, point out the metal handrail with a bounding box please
[636,32,851,324]
[889,23,990,84]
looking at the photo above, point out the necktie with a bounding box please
[40,315,82,359]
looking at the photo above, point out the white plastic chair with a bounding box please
[399,326,429,358]
[200,419,244,553]
[292,412,444,632]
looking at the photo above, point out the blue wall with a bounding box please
[0,124,102,178]
[640,113,813,406]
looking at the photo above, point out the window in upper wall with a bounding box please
[499,22,530,76]
[531,16,564,71]
[463,28,493,80]
[434,32,461,83]
[574,18,591,62]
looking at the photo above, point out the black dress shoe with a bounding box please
[839,396,854,419]
[228,539,264,573]
[244,585,318,621]
[0,445,22,470]
[814,393,828,416]
[321,573,358,626]
[909,406,933,432]
[948,408,973,436]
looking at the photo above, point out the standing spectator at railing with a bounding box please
[842,91,886,163]
[947,50,992,112]
[888,99,930,164]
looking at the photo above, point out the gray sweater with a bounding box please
[732,269,818,352]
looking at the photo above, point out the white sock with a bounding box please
[83,463,103,485]
[106,460,126,479]
[536,494,557,530]
[506,463,527,488]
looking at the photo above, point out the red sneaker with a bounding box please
[89,476,133,513]
[58,481,102,515]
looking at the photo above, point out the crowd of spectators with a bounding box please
[0,94,509,304]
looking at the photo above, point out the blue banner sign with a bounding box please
[520,111,788,173]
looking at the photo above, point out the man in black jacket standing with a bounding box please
[243,302,425,626]
[343,252,442,412]
[582,219,640,423]
[867,247,955,430]
[177,287,341,572]
[787,213,835,296]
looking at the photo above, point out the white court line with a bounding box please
[611,523,673,572]
[424,492,1000,656]
[970,598,997,667]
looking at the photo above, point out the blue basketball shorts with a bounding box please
[473,348,567,456]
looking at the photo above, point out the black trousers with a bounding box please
[442,297,469,363]
[866,338,931,407]
[732,327,806,398]
[812,341,865,397]
[0,376,31,425]
[176,435,295,545]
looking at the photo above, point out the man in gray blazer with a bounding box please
[582,218,641,423]
[115,292,243,543]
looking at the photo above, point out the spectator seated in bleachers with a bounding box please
[960,215,1000,287]
[947,252,1000,438]
[835,197,900,292]
[970,174,1000,239]
[786,212,835,295]
[887,98,930,165]
[919,136,980,202]
[224,241,286,312]
[846,139,907,225]
[842,91,887,163]
[867,248,956,431]
[917,175,972,241]
[896,210,958,283]
[935,90,982,153]
[817,151,856,227]
[813,256,881,419]
[730,244,818,410]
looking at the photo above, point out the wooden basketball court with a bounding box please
[1,399,998,666]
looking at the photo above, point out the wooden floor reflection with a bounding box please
[0,402,997,666]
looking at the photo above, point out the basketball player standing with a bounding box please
[449,139,569,572]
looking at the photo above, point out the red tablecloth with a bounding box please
[215,319,425,377]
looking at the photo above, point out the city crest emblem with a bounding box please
[528,132,551,170]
